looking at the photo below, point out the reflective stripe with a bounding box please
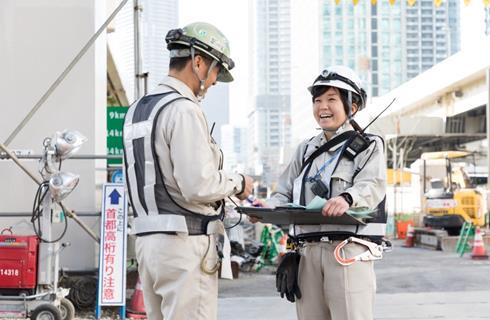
[124,100,147,216]
[143,92,183,216]
[132,214,188,235]
[124,120,152,141]
[123,90,217,235]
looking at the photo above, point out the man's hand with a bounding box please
[246,198,266,224]
[248,215,261,224]
[236,175,254,200]
[322,196,349,217]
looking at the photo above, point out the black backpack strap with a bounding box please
[298,131,355,206]
[300,131,355,173]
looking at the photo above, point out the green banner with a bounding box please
[107,106,128,166]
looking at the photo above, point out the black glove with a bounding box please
[275,251,302,303]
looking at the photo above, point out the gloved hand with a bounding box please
[275,251,302,303]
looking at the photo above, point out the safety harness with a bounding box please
[290,130,390,264]
[334,236,392,266]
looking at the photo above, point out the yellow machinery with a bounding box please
[421,151,485,235]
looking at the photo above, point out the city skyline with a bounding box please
[179,0,488,128]
[253,0,293,183]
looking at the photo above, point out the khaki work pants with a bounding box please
[296,241,376,320]
[135,233,219,320]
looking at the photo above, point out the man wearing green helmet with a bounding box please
[123,22,253,320]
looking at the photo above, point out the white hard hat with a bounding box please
[308,65,367,110]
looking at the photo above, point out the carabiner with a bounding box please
[334,237,384,266]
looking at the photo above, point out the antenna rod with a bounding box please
[361,98,396,133]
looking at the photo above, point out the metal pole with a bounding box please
[0,154,123,160]
[0,144,41,183]
[400,147,404,214]
[3,0,130,147]
[0,143,100,242]
[393,139,397,217]
[134,0,143,100]
[486,67,490,226]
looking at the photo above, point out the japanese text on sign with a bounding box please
[97,184,127,306]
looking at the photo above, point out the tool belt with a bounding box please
[293,232,383,244]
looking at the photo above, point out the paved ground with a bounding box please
[66,240,490,319]
[218,240,490,320]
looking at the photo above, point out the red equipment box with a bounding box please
[0,235,39,289]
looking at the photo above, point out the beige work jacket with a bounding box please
[152,76,243,216]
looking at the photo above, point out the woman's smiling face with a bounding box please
[313,87,348,131]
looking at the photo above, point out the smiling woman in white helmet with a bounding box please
[269,65,388,320]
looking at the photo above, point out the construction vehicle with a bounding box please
[420,151,486,235]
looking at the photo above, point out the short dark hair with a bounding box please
[311,85,363,115]
[168,45,214,71]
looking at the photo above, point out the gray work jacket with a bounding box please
[269,125,387,236]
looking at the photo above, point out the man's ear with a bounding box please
[193,54,203,69]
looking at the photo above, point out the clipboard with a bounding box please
[237,206,366,226]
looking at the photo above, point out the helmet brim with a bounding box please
[217,68,233,82]
[307,79,357,94]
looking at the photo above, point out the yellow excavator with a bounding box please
[421,151,485,235]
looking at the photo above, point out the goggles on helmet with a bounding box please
[314,70,366,100]
[165,28,235,71]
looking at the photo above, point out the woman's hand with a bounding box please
[322,196,349,217]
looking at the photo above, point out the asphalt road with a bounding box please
[219,240,490,297]
[218,240,490,320]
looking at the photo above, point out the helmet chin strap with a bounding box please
[346,90,364,132]
[190,46,218,101]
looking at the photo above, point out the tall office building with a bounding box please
[221,125,248,173]
[254,0,292,185]
[108,0,178,103]
[485,6,490,35]
[290,0,460,145]
[108,1,135,103]
[141,0,178,93]
[320,0,460,97]
[404,0,459,82]
[200,83,230,146]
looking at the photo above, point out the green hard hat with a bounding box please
[165,22,234,82]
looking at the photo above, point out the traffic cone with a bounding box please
[278,234,288,256]
[127,277,147,319]
[403,224,415,248]
[471,227,488,260]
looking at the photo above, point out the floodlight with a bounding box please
[53,130,87,160]
[49,172,80,203]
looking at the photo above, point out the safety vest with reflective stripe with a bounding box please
[123,90,220,235]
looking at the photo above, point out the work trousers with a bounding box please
[296,241,376,320]
[135,233,218,320]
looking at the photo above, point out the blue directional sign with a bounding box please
[109,189,122,205]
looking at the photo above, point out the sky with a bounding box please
[180,0,489,126]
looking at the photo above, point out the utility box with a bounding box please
[0,235,39,290]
